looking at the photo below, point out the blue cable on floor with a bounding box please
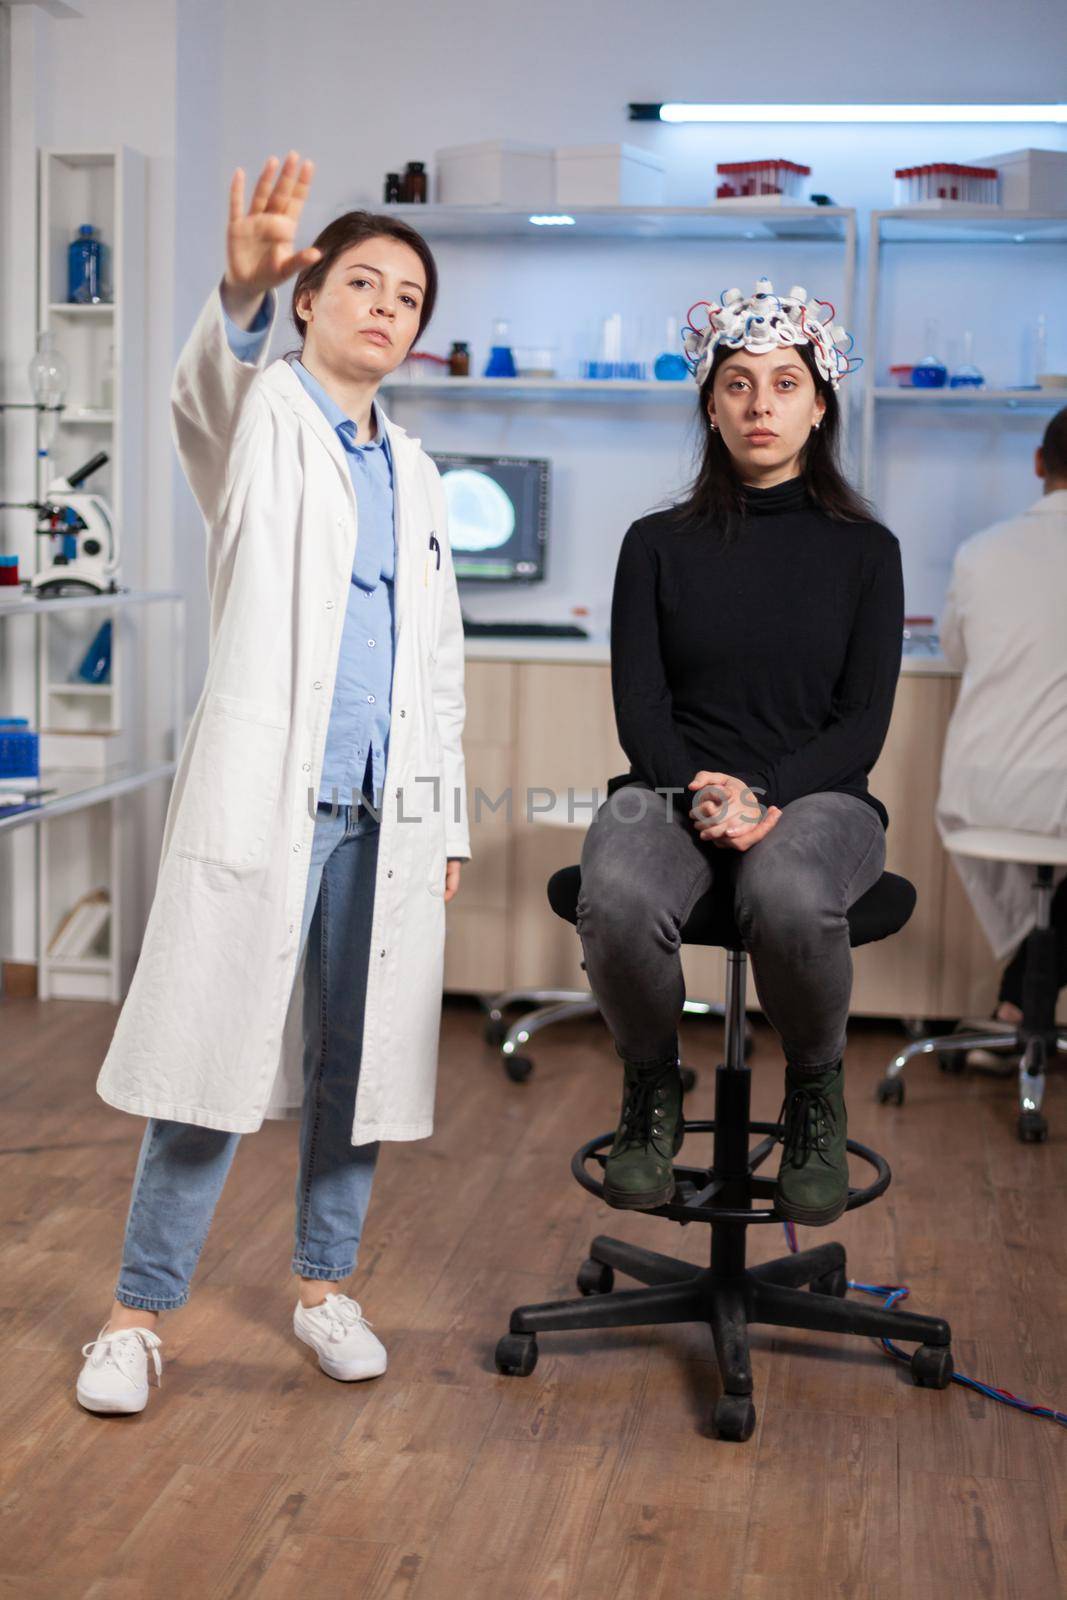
[782,1221,1067,1428]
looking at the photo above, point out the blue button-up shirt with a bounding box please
[223,290,396,810]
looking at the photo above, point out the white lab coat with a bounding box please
[95,284,471,1143]
[936,487,1067,961]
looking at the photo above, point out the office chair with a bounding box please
[495,862,953,1442]
[877,828,1067,1142]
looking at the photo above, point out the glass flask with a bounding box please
[949,329,985,389]
[912,317,947,388]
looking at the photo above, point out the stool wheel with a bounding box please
[1017,1110,1049,1144]
[577,1259,615,1296]
[811,1265,848,1299]
[876,1077,905,1106]
[484,1017,508,1048]
[495,1333,538,1376]
[911,1344,953,1389]
[504,1054,534,1084]
[680,1065,697,1094]
[713,1393,756,1442]
[937,1050,967,1075]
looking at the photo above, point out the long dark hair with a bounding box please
[669,341,877,542]
[289,210,438,347]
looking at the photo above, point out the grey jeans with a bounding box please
[575,786,887,1073]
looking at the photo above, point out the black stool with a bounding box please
[495,866,954,1441]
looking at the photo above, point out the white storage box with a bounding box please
[435,141,554,207]
[970,148,1067,211]
[555,143,666,207]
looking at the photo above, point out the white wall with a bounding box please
[3,0,1067,969]
[15,0,1062,684]
[197,0,1067,630]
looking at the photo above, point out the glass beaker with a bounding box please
[949,329,985,389]
[912,317,947,388]
[483,317,517,378]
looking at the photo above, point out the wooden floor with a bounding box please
[1,990,1064,1599]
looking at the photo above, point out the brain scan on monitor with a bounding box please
[430,454,550,583]
[439,468,516,552]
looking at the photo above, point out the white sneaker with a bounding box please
[293,1292,387,1381]
[76,1324,164,1414]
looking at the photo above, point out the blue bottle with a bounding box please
[76,620,112,684]
[68,224,102,304]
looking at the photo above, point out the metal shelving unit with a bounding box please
[382,374,695,403]
[376,203,858,457]
[378,202,854,243]
[859,208,1067,495]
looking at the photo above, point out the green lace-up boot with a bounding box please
[774,1060,850,1226]
[602,1055,685,1211]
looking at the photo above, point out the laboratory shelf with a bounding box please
[47,301,115,316]
[382,375,695,402]
[875,208,1067,245]
[873,387,1066,409]
[60,409,114,426]
[860,209,1067,498]
[5,144,172,1004]
[380,202,852,242]
[47,682,114,695]
[0,759,177,835]
[0,585,182,618]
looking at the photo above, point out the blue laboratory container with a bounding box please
[68,224,102,304]
[484,344,517,378]
[0,717,40,779]
[911,358,947,388]
[654,351,689,381]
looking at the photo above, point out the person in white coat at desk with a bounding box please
[76,152,471,1415]
[936,406,1067,1028]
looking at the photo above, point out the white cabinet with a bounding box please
[0,146,180,1004]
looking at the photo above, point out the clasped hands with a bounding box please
[687,772,782,852]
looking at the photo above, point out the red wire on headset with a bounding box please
[685,299,714,332]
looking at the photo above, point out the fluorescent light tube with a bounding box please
[653,103,1067,123]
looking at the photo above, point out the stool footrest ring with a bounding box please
[572,1118,891,1224]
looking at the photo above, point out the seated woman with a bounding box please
[576,277,903,1226]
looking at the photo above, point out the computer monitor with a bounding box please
[430,453,550,583]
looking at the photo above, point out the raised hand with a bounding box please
[224,151,322,304]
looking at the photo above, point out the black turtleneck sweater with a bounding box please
[607,475,904,830]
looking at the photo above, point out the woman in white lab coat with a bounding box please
[77,153,471,1414]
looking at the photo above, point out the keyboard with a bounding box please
[461,619,590,639]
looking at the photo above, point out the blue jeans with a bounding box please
[114,798,382,1312]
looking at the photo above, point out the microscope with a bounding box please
[1,450,119,597]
